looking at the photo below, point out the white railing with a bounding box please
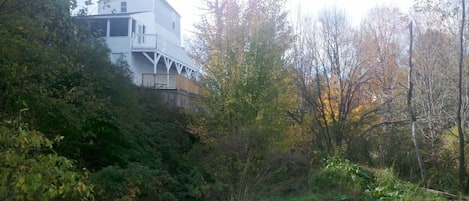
[131,34,196,69]
[131,34,158,49]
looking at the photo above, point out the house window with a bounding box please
[89,19,107,37]
[121,1,127,12]
[171,12,176,30]
[131,19,136,34]
[110,18,129,36]
[137,25,146,43]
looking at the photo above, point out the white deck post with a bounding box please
[153,52,157,74]
[128,18,133,37]
[106,19,110,38]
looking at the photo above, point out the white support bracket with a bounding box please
[164,57,174,72]
[176,63,183,74]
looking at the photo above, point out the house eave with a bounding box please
[75,11,150,19]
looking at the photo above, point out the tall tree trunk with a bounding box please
[458,0,467,190]
[407,21,425,181]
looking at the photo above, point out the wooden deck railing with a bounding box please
[141,73,199,94]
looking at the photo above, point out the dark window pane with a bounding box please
[110,18,128,36]
[121,1,127,12]
[90,19,107,37]
[132,19,136,33]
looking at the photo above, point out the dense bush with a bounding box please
[305,157,447,201]
[0,124,93,201]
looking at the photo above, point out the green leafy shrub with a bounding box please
[309,156,374,200]
[0,125,93,200]
[367,169,447,201]
[306,156,447,201]
[91,163,178,201]
[190,127,310,201]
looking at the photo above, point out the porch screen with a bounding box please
[110,18,129,36]
[89,19,107,37]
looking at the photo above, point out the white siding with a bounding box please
[93,0,196,84]
[98,0,153,14]
[130,53,153,85]
[154,0,181,44]
[130,12,155,35]
[126,0,153,13]
[105,37,131,53]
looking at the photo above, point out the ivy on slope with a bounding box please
[307,157,448,201]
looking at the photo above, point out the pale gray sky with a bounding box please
[167,0,414,39]
[76,0,414,39]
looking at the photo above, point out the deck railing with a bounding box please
[131,34,195,68]
[141,73,199,94]
[131,34,158,49]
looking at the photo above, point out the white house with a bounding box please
[80,0,199,97]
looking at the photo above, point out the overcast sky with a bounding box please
[77,0,414,40]
[167,0,414,39]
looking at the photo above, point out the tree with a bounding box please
[413,0,469,191]
[413,29,457,157]
[193,0,295,134]
[291,7,376,160]
[358,6,410,166]
[0,0,142,171]
[315,7,369,148]
[457,0,466,190]
[190,0,307,199]
[407,20,425,180]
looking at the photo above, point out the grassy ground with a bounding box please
[268,158,449,201]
